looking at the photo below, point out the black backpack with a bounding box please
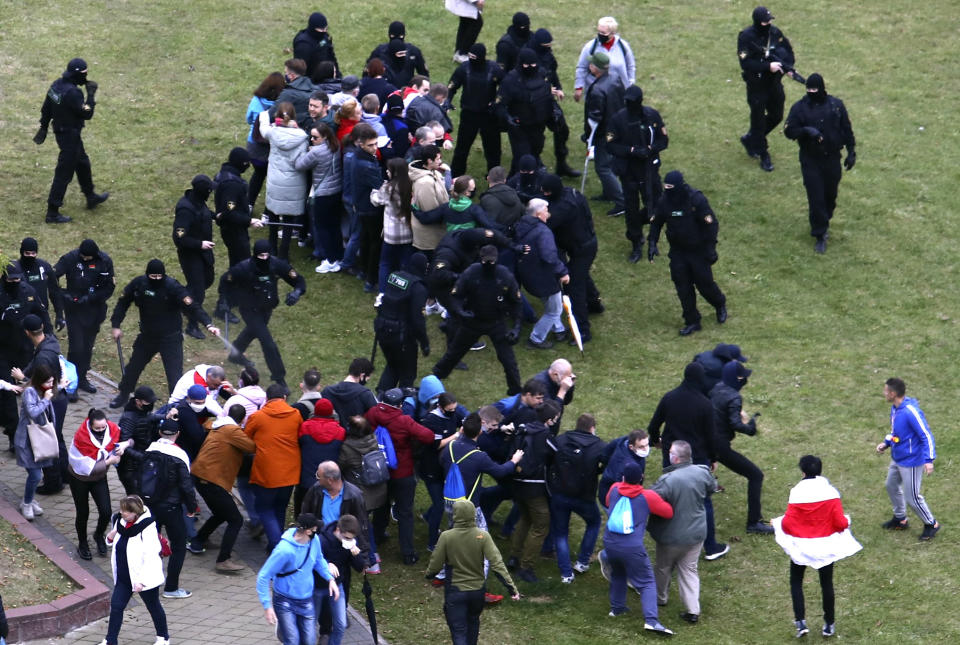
[140,450,176,504]
[549,434,594,498]
[359,448,390,486]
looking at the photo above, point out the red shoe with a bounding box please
[484,593,504,605]
[431,577,445,587]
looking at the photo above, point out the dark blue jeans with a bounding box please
[604,545,658,620]
[311,193,344,261]
[550,492,601,577]
[105,581,167,644]
[424,477,445,550]
[378,242,413,292]
[252,484,293,552]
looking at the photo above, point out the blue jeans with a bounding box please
[424,478,445,550]
[236,474,262,528]
[274,592,317,645]
[105,581,167,645]
[315,582,347,645]
[252,484,293,552]
[24,467,43,504]
[530,291,564,344]
[340,207,361,270]
[311,193,344,261]
[378,242,414,290]
[182,503,197,540]
[604,545,658,620]
[593,140,624,208]
[551,492,601,577]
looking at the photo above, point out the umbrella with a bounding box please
[362,573,379,644]
[562,295,583,355]
[580,123,598,194]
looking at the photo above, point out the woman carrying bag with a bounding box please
[99,494,170,645]
[13,364,58,521]
[259,101,309,260]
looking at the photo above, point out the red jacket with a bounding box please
[365,403,434,479]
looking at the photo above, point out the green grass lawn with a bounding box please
[1,0,958,642]
[0,517,77,607]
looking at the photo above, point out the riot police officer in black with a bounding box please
[432,245,524,395]
[375,253,430,393]
[173,174,216,339]
[35,58,109,223]
[607,86,669,262]
[448,43,505,178]
[53,239,115,393]
[14,238,63,331]
[530,29,580,178]
[498,49,555,173]
[648,171,727,337]
[495,12,532,72]
[217,239,306,388]
[109,259,219,408]
[737,7,797,172]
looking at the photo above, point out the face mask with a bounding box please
[634,447,650,458]
[4,281,18,294]
[340,537,357,550]
[521,64,538,77]
[148,276,164,288]
[597,33,611,44]
[142,403,155,413]
[359,376,368,386]
[481,261,496,274]
[189,402,206,413]
[19,255,37,269]
[254,256,270,272]
[443,409,456,418]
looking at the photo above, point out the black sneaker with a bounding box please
[470,341,486,351]
[402,553,420,565]
[822,623,835,637]
[919,521,940,541]
[679,322,702,337]
[746,521,775,535]
[881,516,908,530]
[85,192,110,209]
[109,393,128,409]
[45,211,72,224]
[184,325,205,340]
[77,380,97,394]
[680,612,699,624]
[716,305,728,324]
[703,543,730,561]
[187,540,206,555]
[814,237,827,254]
[759,153,774,172]
[526,338,555,350]
[795,619,809,637]
[516,568,539,583]
[606,206,626,217]
[740,134,760,159]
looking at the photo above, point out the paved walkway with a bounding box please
[0,375,383,645]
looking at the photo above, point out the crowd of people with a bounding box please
[0,4,936,645]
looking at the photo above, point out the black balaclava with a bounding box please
[308,12,328,37]
[79,239,100,259]
[388,39,406,66]
[518,48,538,77]
[146,259,165,288]
[540,173,563,202]
[64,58,88,85]
[624,85,644,119]
[468,43,486,67]
[806,73,827,103]
[405,252,428,278]
[663,170,687,210]
[512,12,531,39]
[389,21,405,41]
[3,264,20,294]
[721,360,752,391]
[253,239,271,272]
[19,237,39,269]
[479,245,498,275]
[228,146,251,173]
[532,29,552,56]
[191,174,213,202]
[683,361,709,395]
[752,6,772,36]
[518,155,537,189]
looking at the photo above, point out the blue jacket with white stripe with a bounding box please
[886,397,936,467]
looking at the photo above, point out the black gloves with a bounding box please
[803,127,822,140]
[86,80,98,100]
[707,248,718,265]
[844,149,856,171]
[285,290,302,306]
[33,127,48,145]
[648,240,659,262]
[55,317,66,332]
[421,344,430,357]
[632,146,650,159]
[506,324,521,345]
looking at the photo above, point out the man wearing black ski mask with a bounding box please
[648,171,727,337]
[217,239,306,389]
[293,12,339,78]
[15,238,63,327]
[531,28,580,178]
[109,260,218,408]
[496,12,532,72]
[784,73,856,254]
[737,6,797,172]
[173,174,216,339]
[34,58,109,223]
[607,85,668,262]
[215,147,263,268]
[448,43,505,177]
[497,49,554,173]
[369,21,429,79]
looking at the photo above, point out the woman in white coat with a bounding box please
[99,495,170,645]
[259,101,309,260]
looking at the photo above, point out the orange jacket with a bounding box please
[245,398,302,488]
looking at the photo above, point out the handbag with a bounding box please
[27,407,59,461]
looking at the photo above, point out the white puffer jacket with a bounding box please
[260,111,309,215]
[106,507,166,590]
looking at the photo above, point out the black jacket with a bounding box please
[173,190,215,266]
[0,282,52,361]
[448,60,504,113]
[544,186,596,255]
[506,169,546,205]
[23,334,62,381]
[218,256,305,310]
[320,381,378,426]
[15,256,62,319]
[111,275,210,336]
[376,270,429,350]
[292,29,339,78]
[214,164,252,232]
[40,77,94,132]
[512,421,551,498]
[584,72,625,142]
[370,42,428,77]
[496,27,531,72]
[497,70,553,128]
[318,522,366,582]
[648,377,717,464]
[405,95,452,133]
[649,186,718,256]
[479,184,524,231]
[709,382,756,445]
[737,24,795,88]
[448,262,522,325]
[441,436,518,504]
[117,401,162,480]
[784,94,855,157]
[606,105,668,179]
[54,248,115,320]
[546,429,607,500]
[302,480,370,558]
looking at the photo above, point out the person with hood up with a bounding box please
[292,12,339,78]
[448,43,505,177]
[214,146,265,288]
[497,49,554,173]
[784,73,856,254]
[530,28,580,178]
[496,12,532,72]
[505,154,546,205]
[245,383,303,551]
[256,512,339,644]
[648,362,729,560]
[426,500,520,645]
[35,57,109,224]
[383,38,420,90]
[693,343,749,391]
[710,360,773,534]
[648,170,727,336]
[14,237,62,323]
[599,462,673,634]
[365,388,435,564]
[373,253,430,393]
[772,455,861,638]
[189,404,256,572]
[294,399,345,516]
[115,386,161,495]
[369,21,429,78]
[338,416,387,574]
[259,101,309,261]
[515,198,569,350]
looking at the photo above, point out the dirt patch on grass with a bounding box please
[0,517,77,608]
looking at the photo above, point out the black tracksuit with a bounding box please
[607,104,668,242]
[498,69,554,172]
[375,269,429,392]
[737,23,795,155]
[173,189,216,315]
[710,381,764,525]
[448,59,505,177]
[39,75,98,210]
[54,248,115,383]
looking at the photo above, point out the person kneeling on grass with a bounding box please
[257,513,339,645]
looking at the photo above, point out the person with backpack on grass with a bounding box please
[417,392,466,552]
[338,415,389,574]
[598,429,648,506]
[294,399,344,516]
[599,462,674,635]
[546,413,608,583]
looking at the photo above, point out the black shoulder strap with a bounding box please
[276,539,313,577]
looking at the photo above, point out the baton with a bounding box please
[580,123,598,194]
[116,337,126,377]
[262,221,304,228]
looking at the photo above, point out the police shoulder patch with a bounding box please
[739,51,747,60]
[27,296,34,302]
[435,261,446,270]
[227,201,236,211]
[484,229,494,237]
[175,228,186,238]
[183,296,193,306]
[606,132,615,142]
[387,273,409,290]
[288,269,298,279]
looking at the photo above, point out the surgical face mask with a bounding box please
[597,32,611,44]
[340,537,357,550]
[634,447,650,458]
[189,402,206,413]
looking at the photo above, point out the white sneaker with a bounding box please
[327,260,341,273]
[154,636,171,645]
[315,260,334,274]
[31,500,44,516]
[572,561,590,573]
[162,588,192,599]
[560,575,574,584]
[21,501,34,521]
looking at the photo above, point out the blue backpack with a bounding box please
[606,495,635,534]
[58,354,78,395]
[443,442,480,505]
[375,425,398,469]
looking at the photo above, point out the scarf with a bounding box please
[68,419,120,477]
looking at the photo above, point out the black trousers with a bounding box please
[68,474,111,542]
[151,502,187,592]
[455,15,483,55]
[41,392,69,490]
[668,251,725,326]
[790,561,834,624]
[248,163,268,210]
[194,479,243,563]
[743,82,785,155]
[716,443,764,525]
[234,306,285,382]
[800,153,843,239]
[433,320,522,395]
[377,334,418,393]
[546,109,570,165]
[178,252,214,310]
[268,214,300,261]
[451,110,502,178]
[372,475,417,558]
[116,331,183,398]
[444,586,486,645]
[358,215,383,287]
[622,169,662,243]
[65,307,105,381]
[565,240,598,340]
[507,125,546,174]
[222,230,251,269]
[47,129,94,209]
